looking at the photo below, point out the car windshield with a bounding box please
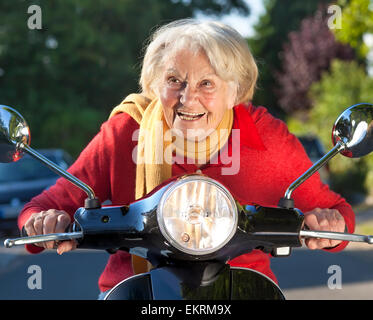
[0,157,58,183]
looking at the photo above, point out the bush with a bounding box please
[275,8,354,116]
[287,59,373,202]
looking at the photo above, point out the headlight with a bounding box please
[157,175,238,256]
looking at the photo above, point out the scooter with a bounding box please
[1,103,373,300]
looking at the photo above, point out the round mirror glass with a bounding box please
[332,103,373,158]
[0,105,30,163]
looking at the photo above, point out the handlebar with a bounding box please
[299,229,373,244]
[3,231,83,248]
[4,229,373,249]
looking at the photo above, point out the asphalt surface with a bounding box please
[270,208,373,300]
[1,239,373,300]
[271,243,373,299]
[0,244,109,300]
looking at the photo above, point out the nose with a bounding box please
[180,83,199,108]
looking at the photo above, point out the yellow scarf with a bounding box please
[109,93,233,273]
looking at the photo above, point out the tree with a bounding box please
[0,0,249,157]
[275,8,354,118]
[248,0,331,118]
[287,59,373,200]
[334,0,373,58]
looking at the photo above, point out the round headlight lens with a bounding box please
[157,175,238,255]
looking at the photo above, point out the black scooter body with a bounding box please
[104,264,285,300]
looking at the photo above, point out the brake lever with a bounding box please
[4,229,83,248]
[300,229,373,244]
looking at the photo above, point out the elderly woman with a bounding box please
[18,19,354,297]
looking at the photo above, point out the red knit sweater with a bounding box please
[18,103,355,293]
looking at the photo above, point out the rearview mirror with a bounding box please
[0,105,100,208]
[280,102,373,208]
[332,103,373,158]
[0,105,30,163]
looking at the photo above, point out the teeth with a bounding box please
[177,111,205,121]
[178,111,205,116]
[177,111,205,120]
[179,115,198,120]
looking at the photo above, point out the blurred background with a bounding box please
[2,0,373,203]
[1,0,373,300]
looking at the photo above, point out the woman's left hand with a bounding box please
[303,208,346,250]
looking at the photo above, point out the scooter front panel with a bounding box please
[104,265,285,300]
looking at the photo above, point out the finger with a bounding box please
[33,215,44,235]
[333,211,346,233]
[304,213,320,230]
[55,213,71,233]
[305,238,318,250]
[305,237,329,249]
[53,214,72,252]
[317,213,331,230]
[319,238,333,248]
[306,237,333,250]
[24,215,37,237]
[43,214,58,250]
[328,211,338,231]
[305,212,332,249]
[329,212,343,247]
[33,215,46,248]
[319,210,343,247]
[304,209,345,249]
[57,240,77,255]
[330,239,342,248]
[304,213,320,249]
[310,213,336,248]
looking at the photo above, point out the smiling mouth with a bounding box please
[176,111,206,121]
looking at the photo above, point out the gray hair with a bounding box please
[140,18,258,104]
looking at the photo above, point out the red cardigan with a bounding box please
[18,103,355,293]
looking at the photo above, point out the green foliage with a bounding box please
[309,60,373,148]
[288,59,373,199]
[248,0,331,118]
[0,0,248,158]
[334,0,373,58]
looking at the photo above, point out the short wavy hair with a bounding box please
[140,18,258,104]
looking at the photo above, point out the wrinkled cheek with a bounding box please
[159,89,180,126]
[162,107,175,127]
[160,101,177,128]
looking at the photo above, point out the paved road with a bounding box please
[269,208,373,300]
[271,243,373,300]
[0,243,109,300]
[1,237,373,300]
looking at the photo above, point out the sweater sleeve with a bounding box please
[17,112,139,253]
[250,105,355,252]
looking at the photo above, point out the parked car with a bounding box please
[0,149,73,236]
[297,135,330,185]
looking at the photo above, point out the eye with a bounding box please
[201,80,213,88]
[167,76,182,87]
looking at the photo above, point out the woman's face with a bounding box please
[157,48,236,140]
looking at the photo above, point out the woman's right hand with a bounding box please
[24,209,77,254]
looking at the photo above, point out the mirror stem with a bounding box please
[279,141,345,208]
[20,143,101,209]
